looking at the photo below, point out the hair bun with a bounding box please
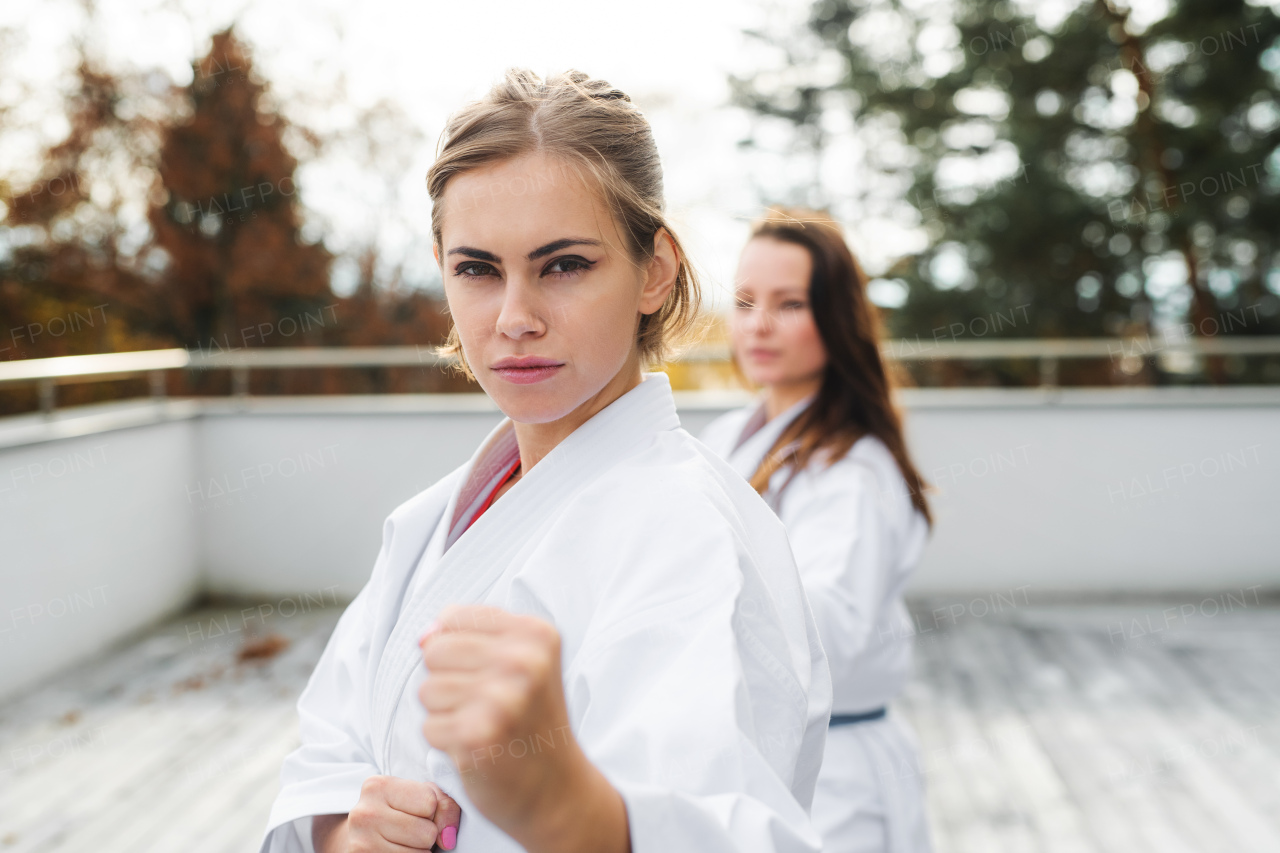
[558,69,631,103]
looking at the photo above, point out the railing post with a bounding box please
[149,370,166,400]
[38,378,56,416]
[1039,356,1059,390]
[232,366,250,398]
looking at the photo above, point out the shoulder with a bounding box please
[807,434,899,486]
[787,435,916,525]
[556,428,793,579]
[845,434,906,493]
[560,429,821,703]
[848,433,900,471]
[577,428,782,534]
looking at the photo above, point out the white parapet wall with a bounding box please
[1,386,1278,700]
[191,396,507,601]
[0,403,202,702]
[683,387,1279,597]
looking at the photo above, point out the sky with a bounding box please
[3,0,860,309]
[0,0,1205,309]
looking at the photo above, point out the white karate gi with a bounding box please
[259,371,833,853]
[699,393,933,853]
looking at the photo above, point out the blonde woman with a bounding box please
[700,208,934,853]
[259,73,832,853]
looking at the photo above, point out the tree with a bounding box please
[732,0,1280,385]
[1,41,176,411]
[1,25,469,412]
[148,28,333,356]
[1104,0,1280,381]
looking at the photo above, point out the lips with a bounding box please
[747,348,780,360]
[490,356,565,385]
[491,356,564,369]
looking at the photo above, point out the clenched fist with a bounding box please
[312,775,461,852]
[417,604,630,853]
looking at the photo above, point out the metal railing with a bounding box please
[2,337,1279,415]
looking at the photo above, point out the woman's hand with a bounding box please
[311,775,462,852]
[418,604,630,853]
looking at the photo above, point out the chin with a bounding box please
[486,381,582,425]
[490,392,567,424]
[742,365,785,386]
[504,404,576,425]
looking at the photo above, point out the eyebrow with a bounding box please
[446,238,604,264]
[736,286,808,298]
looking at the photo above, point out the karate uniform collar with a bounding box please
[727,390,817,467]
[447,370,682,538]
[733,390,816,453]
[370,369,683,766]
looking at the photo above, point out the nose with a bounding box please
[495,274,546,340]
[740,304,776,336]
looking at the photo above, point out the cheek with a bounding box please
[543,295,621,361]
[569,276,640,345]
[446,286,496,339]
[788,314,827,368]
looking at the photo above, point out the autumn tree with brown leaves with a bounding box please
[0,49,175,411]
[149,29,333,354]
[1,26,468,412]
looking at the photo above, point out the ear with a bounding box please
[639,228,679,315]
[433,241,441,266]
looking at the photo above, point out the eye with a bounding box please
[543,256,594,278]
[782,300,807,310]
[734,296,754,310]
[454,261,496,280]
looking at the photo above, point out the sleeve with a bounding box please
[782,457,898,678]
[258,522,392,853]
[561,489,828,853]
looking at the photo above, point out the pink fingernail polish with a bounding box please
[441,825,457,849]
[418,623,439,647]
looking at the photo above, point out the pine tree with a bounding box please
[1108,0,1280,381]
[732,0,1280,385]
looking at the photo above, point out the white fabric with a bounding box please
[699,395,933,853]
[260,371,832,853]
[811,720,932,853]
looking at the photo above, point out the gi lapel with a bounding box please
[369,371,683,768]
[726,393,815,482]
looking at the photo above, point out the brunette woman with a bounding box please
[701,207,934,853]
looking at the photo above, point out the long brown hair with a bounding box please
[425,68,703,378]
[740,207,932,526]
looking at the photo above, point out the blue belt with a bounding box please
[829,707,886,726]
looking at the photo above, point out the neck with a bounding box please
[764,376,820,422]
[511,355,644,476]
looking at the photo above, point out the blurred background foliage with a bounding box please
[0,26,464,413]
[732,0,1280,385]
[2,0,1280,414]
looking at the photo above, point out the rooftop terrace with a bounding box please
[2,596,1277,852]
[1,346,1277,850]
